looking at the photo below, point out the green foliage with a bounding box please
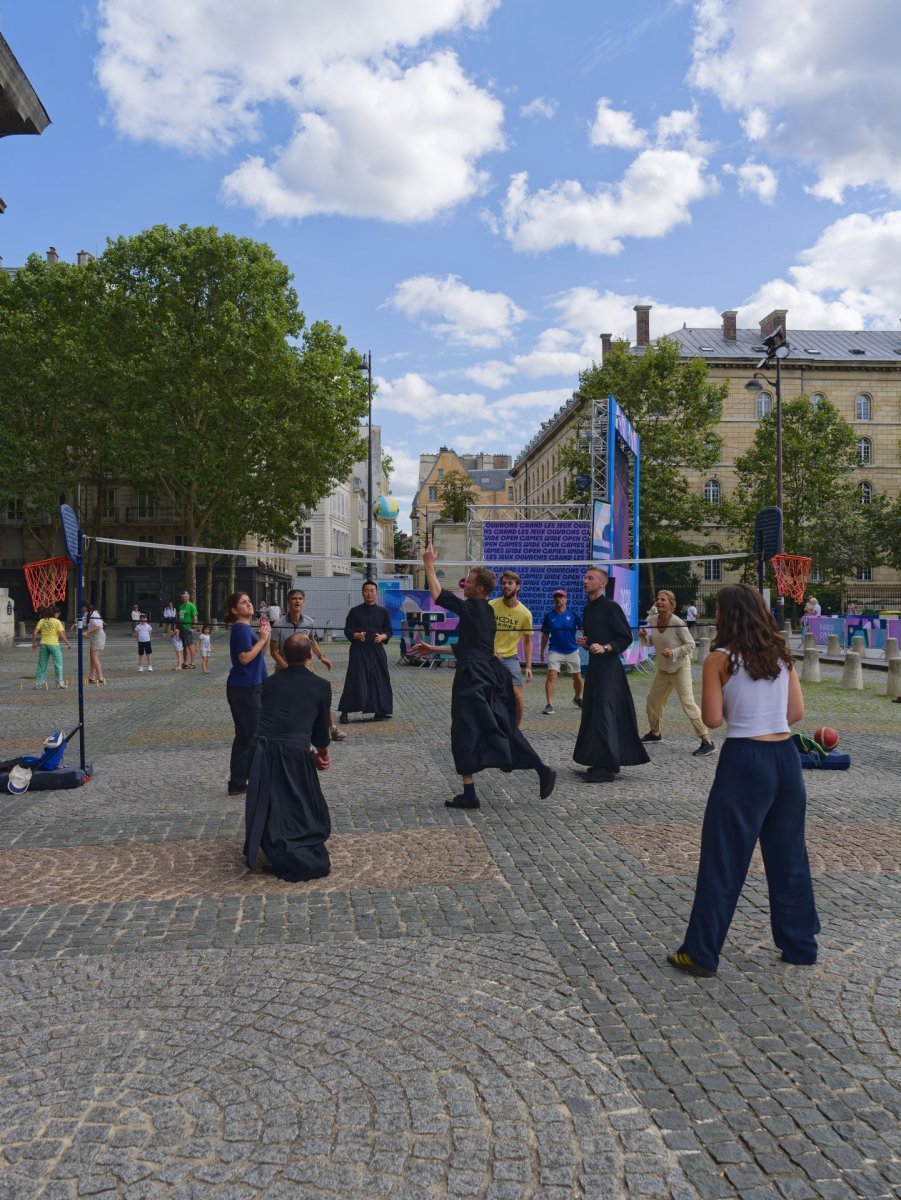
[726,396,866,581]
[437,470,477,523]
[562,337,726,558]
[865,493,901,571]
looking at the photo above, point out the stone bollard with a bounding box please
[851,634,866,658]
[783,621,793,638]
[803,632,816,651]
[884,637,899,660]
[826,633,843,657]
[887,657,901,699]
[697,636,710,663]
[841,650,863,690]
[17,620,27,639]
[800,647,821,683]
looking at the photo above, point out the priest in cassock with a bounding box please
[338,580,393,723]
[573,566,650,782]
[244,634,333,880]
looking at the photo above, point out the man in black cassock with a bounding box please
[338,580,393,723]
[418,543,556,809]
[244,634,333,881]
[573,566,650,782]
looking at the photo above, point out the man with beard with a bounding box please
[270,588,346,742]
[418,543,556,810]
[244,634,332,881]
[338,580,393,723]
[573,566,649,782]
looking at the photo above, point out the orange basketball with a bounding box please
[814,726,839,750]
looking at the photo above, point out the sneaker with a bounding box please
[641,731,662,743]
[542,703,555,715]
[330,725,347,743]
[573,696,583,709]
[147,665,153,672]
[667,950,716,978]
[56,682,68,689]
[693,739,717,757]
[138,666,145,672]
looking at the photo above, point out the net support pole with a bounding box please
[76,527,85,771]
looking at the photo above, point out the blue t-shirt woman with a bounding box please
[225,592,270,794]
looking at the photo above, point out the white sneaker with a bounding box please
[56,682,68,689]
[147,665,153,672]
[139,666,145,672]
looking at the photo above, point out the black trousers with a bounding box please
[226,684,262,789]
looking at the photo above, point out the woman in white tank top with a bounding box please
[668,584,819,977]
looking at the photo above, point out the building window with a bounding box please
[102,488,117,520]
[859,481,873,505]
[507,487,514,500]
[173,534,184,565]
[756,392,772,419]
[5,499,23,521]
[810,392,824,411]
[855,393,872,421]
[298,526,312,554]
[437,468,444,478]
[856,565,872,582]
[703,545,722,583]
[809,566,824,583]
[428,486,438,501]
[857,437,872,465]
[704,479,721,505]
[136,534,155,565]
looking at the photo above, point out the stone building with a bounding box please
[412,448,513,549]
[511,308,900,601]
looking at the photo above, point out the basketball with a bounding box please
[372,495,400,524]
[814,726,839,750]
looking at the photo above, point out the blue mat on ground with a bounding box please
[1,764,92,791]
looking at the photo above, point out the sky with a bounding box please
[2,0,901,532]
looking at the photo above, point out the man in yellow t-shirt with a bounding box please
[489,570,533,726]
[31,605,71,688]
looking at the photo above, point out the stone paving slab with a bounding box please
[0,631,898,1198]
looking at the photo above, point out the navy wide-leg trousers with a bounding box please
[681,737,820,972]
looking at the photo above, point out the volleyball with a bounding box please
[372,495,399,524]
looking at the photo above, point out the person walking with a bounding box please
[32,605,71,689]
[685,600,698,632]
[338,581,393,723]
[639,590,715,756]
[225,592,269,796]
[539,589,583,714]
[419,543,555,809]
[573,567,649,782]
[178,590,199,668]
[269,589,345,741]
[489,570,533,726]
[132,613,154,672]
[668,583,819,977]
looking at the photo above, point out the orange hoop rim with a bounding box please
[23,556,70,612]
[770,552,812,604]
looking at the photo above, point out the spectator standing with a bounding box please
[130,604,141,629]
[338,581,393,723]
[133,614,154,672]
[178,590,199,669]
[199,625,213,673]
[162,600,177,632]
[639,590,715,756]
[269,589,346,742]
[539,589,583,714]
[225,592,269,796]
[489,571,533,726]
[685,601,698,632]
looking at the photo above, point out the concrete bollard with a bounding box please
[803,632,816,651]
[697,636,710,663]
[17,620,27,639]
[826,633,843,657]
[800,647,821,683]
[841,650,863,690]
[783,621,793,638]
[887,657,901,699]
[884,637,899,660]
[851,634,866,657]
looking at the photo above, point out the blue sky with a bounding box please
[3,1,900,529]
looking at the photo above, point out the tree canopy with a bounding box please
[438,469,478,523]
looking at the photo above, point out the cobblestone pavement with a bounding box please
[1,629,898,1199]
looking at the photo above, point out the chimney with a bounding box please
[759,309,787,340]
[600,333,613,361]
[721,310,737,341]
[634,304,651,348]
[46,246,59,265]
[76,250,91,266]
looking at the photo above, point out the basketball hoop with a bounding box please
[770,553,812,604]
[23,557,70,612]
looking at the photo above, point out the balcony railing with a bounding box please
[124,506,180,524]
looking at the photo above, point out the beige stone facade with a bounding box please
[412,448,513,550]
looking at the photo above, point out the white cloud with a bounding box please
[499,106,716,253]
[725,160,778,204]
[96,0,504,222]
[461,360,516,389]
[552,288,722,348]
[589,99,646,149]
[689,0,901,201]
[520,97,557,119]
[389,275,526,348]
[376,373,490,426]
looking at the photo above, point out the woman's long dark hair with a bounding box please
[224,592,248,626]
[713,584,794,681]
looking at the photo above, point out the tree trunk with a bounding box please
[203,553,220,624]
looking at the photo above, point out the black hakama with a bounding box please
[339,602,394,717]
[244,669,332,881]
[437,589,543,776]
[573,595,650,771]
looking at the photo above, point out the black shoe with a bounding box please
[445,793,479,809]
[339,712,349,725]
[641,731,662,742]
[573,696,583,709]
[373,713,391,721]
[227,785,246,796]
[584,767,616,783]
[693,739,717,757]
[667,950,716,978]
[538,767,557,799]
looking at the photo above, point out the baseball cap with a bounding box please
[553,589,567,597]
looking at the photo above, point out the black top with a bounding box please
[344,602,392,643]
[581,595,633,654]
[257,666,331,749]
[436,589,496,661]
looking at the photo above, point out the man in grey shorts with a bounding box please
[539,588,583,714]
[269,589,346,742]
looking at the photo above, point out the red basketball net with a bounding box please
[770,553,812,604]
[23,557,69,612]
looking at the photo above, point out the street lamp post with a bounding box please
[358,350,374,580]
[745,327,791,620]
